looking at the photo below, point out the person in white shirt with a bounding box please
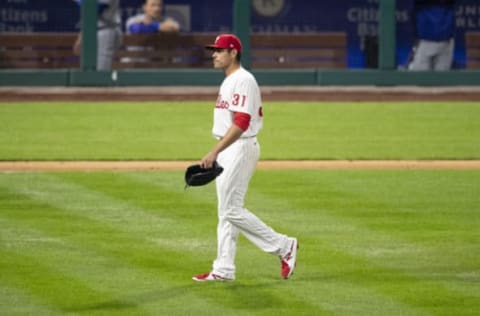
[192,34,298,282]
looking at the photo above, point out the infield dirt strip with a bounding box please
[0,160,479,172]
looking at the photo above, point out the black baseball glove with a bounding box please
[185,161,224,188]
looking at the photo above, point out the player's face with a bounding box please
[211,48,236,70]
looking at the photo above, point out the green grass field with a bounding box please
[0,101,479,160]
[1,170,479,315]
[0,101,479,315]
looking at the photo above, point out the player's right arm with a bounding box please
[200,111,250,169]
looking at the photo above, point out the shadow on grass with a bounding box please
[63,280,320,314]
[63,284,196,313]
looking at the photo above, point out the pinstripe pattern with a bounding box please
[213,138,290,279]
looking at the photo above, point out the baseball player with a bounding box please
[73,0,122,71]
[192,34,298,282]
[408,0,455,71]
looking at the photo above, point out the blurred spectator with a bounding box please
[73,0,122,71]
[125,0,180,34]
[408,0,455,71]
[122,0,180,65]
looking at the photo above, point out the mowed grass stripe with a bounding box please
[0,284,65,316]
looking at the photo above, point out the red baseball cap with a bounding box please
[205,34,242,53]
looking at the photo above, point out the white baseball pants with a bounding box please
[212,137,291,279]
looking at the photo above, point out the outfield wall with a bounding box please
[2,69,480,87]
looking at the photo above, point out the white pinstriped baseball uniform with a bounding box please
[210,67,292,280]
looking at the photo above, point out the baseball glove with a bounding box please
[184,161,224,188]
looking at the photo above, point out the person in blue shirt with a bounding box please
[73,0,122,71]
[125,0,179,34]
[121,0,180,65]
[408,0,455,71]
